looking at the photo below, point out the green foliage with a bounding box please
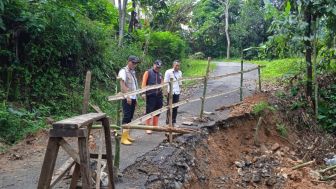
[250,58,304,82]
[189,52,205,60]
[252,101,275,115]
[276,123,288,137]
[182,59,216,77]
[148,31,186,65]
[0,103,45,144]
[318,83,336,133]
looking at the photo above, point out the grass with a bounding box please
[182,59,217,77]
[247,58,304,81]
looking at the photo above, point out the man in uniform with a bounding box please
[118,55,140,145]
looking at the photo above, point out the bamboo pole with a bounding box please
[313,17,319,117]
[82,71,92,114]
[128,88,241,125]
[258,65,262,92]
[200,57,211,119]
[114,78,121,170]
[108,82,168,101]
[122,125,197,134]
[108,67,260,102]
[95,130,103,189]
[240,52,244,101]
[291,159,315,170]
[168,77,174,143]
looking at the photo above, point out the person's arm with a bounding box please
[118,69,132,104]
[141,71,149,99]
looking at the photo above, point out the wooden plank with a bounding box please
[59,139,80,163]
[78,136,92,189]
[50,158,75,188]
[70,163,81,189]
[82,71,92,114]
[102,117,115,189]
[52,113,106,129]
[37,137,61,189]
[49,128,87,138]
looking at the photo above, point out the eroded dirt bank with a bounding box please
[119,95,336,189]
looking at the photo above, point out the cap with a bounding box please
[128,55,140,64]
[154,60,162,67]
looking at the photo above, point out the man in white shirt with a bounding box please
[118,55,140,145]
[164,60,182,125]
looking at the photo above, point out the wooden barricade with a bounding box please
[37,113,115,189]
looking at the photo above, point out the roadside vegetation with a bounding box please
[0,0,336,149]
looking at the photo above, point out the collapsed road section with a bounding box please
[117,99,336,189]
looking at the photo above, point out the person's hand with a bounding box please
[141,94,146,100]
[127,97,132,105]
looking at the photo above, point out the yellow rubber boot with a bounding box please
[146,118,152,134]
[127,130,135,142]
[121,130,132,145]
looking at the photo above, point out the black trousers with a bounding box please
[122,99,136,124]
[146,94,163,115]
[166,94,180,124]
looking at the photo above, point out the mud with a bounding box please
[118,112,335,189]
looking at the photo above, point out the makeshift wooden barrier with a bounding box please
[37,113,115,189]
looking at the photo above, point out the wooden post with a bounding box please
[200,57,211,119]
[78,133,92,189]
[82,71,92,114]
[102,117,116,189]
[168,77,174,143]
[258,65,261,92]
[240,52,244,101]
[37,137,61,189]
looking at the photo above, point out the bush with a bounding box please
[148,31,186,65]
[189,52,205,59]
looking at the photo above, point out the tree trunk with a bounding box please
[304,8,312,98]
[118,0,128,47]
[224,0,230,59]
[128,0,136,32]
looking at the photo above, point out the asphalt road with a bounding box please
[0,61,258,189]
[116,61,259,187]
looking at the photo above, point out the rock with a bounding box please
[271,143,281,152]
[234,161,245,168]
[266,177,277,186]
[288,171,302,182]
[237,168,244,176]
[242,173,252,182]
[174,181,183,189]
[252,173,261,183]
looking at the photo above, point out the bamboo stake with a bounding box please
[200,57,211,119]
[291,159,315,170]
[321,173,336,181]
[82,71,91,114]
[168,77,174,143]
[114,78,121,170]
[258,65,262,92]
[240,52,244,101]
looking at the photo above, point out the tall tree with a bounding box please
[224,0,230,59]
[118,0,128,46]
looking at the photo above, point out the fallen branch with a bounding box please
[318,164,336,174]
[291,159,315,170]
[321,173,336,181]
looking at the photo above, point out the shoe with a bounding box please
[146,130,152,134]
[126,131,135,142]
[121,130,132,145]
